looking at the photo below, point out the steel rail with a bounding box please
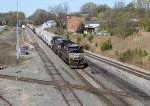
[0,95,12,106]
[27,27,84,106]
[85,51,150,81]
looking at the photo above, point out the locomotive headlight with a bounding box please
[74,53,79,58]
[70,53,79,59]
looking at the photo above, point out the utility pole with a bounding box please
[16,0,19,60]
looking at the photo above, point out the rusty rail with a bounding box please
[0,95,12,106]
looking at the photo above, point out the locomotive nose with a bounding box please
[74,53,79,58]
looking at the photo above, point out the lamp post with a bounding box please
[16,0,19,60]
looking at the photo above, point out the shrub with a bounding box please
[54,27,64,35]
[77,23,85,33]
[148,56,150,63]
[88,35,94,41]
[95,42,98,47]
[66,34,70,40]
[66,32,72,40]
[137,49,148,57]
[66,32,72,36]
[83,33,87,37]
[101,39,112,51]
[84,44,90,50]
[77,36,81,43]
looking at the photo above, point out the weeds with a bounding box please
[66,34,70,40]
[148,56,150,63]
[95,42,98,47]
[84,44,90,50]
[77,36,81,43]
[119,49,148,62]
[0,42,19,65]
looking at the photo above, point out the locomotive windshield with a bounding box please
[68,46,84,53]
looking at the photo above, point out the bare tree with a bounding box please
[135,0,150,9]
[114,0,126,10]
[49,2,69,27]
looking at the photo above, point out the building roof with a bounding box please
[84,20,106,25]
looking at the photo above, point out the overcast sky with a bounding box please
[0,0,132,17]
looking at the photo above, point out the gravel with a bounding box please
[0,29,104,106]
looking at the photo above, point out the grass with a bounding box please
[0,42,17,65]
[65,32,150,71]
[0,28,24,66]
[0,28,11,36]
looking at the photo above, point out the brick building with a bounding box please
[66,15,85,32]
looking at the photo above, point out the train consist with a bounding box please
[27,24,85,68]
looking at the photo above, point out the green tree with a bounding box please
[49,3,69,27]
[28,9,54,25]
[1,12,25,26]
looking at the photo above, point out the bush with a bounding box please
[77,36,81,43]
[77,23,85,33]
[95,42,98,47]
[54,27,64,35]
[66,32,72,40]
[88,35,94,41]
[83,31,88,37]
[84,44,90,50]
[136,49,148,57]
[101,39,112,51]
[83,33,87,37]
[148,56,150,63]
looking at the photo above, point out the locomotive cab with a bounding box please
[60,41,84,68]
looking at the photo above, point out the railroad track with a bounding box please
[0,95,12,106]
[1,73,147,99]
[84,51,150,81]
[0,73,89,90]
[22,29,28,43]
[27,27,84,106]
[75,69,131,106]
[26,26,150,105]
[75,69,150,106]
[83,52,150,105]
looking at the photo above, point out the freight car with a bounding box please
[40,31,56,48]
